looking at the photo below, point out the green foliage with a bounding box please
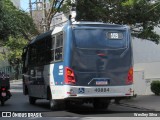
[5,36,28,61]
[0,0,38,41]
[122,0,137,6]
[151,80,160,95]
[0,0,39,69]
[62,0,160,44]
[0,36,28,66]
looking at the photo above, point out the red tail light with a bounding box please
[126,67,133,84]
[2,88,6,91]
[65,67,76,85]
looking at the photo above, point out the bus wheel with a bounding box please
[29,96,36,105]
[93,99,110,110]
[50,99,65,110]
[50,99,59,110]
[49,94,59,110]
[50,97,64,111]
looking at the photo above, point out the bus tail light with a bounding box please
[65,67,76,85]
[126,67,133,84]
[2,88,6,91]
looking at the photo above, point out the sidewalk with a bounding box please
[10,79,22,84]
[121,94,160,111]
[10,79,23,93]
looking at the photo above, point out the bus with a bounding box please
[22,21,134,110]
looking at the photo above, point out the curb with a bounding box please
[10,79,22,83]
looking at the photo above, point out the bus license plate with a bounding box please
[1,92,6,97]
[96,81,108,85]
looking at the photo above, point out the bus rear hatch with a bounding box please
[71,28,133,86]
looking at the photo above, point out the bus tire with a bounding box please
[49,93,59,110]
[93,99,110,110]
[50,99,59,110]
[29,96,36,105]
[49,96,65,110]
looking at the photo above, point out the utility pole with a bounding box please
[29,0,32,17]
[36,0,38,10]
[42,0,47,32]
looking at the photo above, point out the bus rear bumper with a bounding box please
[50,85,134,100]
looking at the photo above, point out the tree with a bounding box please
[4,36,28,79]
[46,0,65,30]
[0,0,38,42]
[62,0,160,44]
[0,0,38,78]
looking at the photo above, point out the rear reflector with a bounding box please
[65,67,76,85]
[67,92,71,94]
[97,53,106,56]
[67,92,77,96]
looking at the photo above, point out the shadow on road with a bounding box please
[66,104,114,115]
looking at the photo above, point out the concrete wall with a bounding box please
[132,38,160,95]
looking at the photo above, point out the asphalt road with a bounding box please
[0,80,155,119]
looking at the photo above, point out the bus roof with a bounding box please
[72,21,129,29]
[52,26,64,35]
[29,21,129,46]
[29,30,52,45]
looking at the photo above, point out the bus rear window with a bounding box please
[73,29,127,49]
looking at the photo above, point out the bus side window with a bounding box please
[36,40,46,66]
[55,33,63,61]
[29,45,37,66]
[22,48,28,73]
[24,51,29,72]
[46,36,52,64]
[51,32,63,62]
[51,36,56,61]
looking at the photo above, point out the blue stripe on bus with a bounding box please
[64,26,72,66]
[52,26,72,86]
[53,62,65,85]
